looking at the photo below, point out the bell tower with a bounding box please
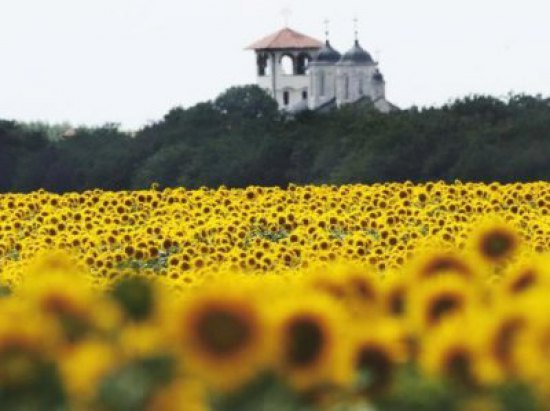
[247,27,323,111]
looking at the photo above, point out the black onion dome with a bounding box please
[340,40,374,64]
[373,70,385,82]
[313,40,342,63]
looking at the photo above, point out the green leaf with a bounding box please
[493,382,540,411]
[97,355,175,411]
[210,373,309,411]
[373,366,458,411]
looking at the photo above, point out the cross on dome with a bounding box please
[324,18,330,41]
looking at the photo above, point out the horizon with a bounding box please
[8,91,549,134]
[1,0,549,129]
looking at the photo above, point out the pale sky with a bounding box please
[0,0,548,129]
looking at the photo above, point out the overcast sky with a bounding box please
[0,0,548,129]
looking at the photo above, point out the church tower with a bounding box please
[335,21,385,108]
[308,23,341,109]
[247,27,323,111]
[336,39,378,106]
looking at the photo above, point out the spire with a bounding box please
[353,16,359,43]
[323,18,330,44]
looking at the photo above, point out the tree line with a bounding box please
[1,85,549,193]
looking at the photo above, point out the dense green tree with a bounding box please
[214,85,279,122]
[1,87,549,193]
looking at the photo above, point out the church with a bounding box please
[247,26,397,113]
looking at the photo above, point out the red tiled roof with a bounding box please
[247,27,323,50]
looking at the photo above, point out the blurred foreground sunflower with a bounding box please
[170,288,269,391]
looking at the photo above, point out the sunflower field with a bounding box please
[0,182,550,410]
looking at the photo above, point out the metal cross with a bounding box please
[324,18,330,41]
[353,16,359,40]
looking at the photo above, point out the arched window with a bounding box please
[257,53,270,76]
[283,91,290,106]
[319,72,326,97]
[358,75,364,95]
[343,74,350,100]
[280,54,295,75]
[302,90,308,100]
[296,53,311,75]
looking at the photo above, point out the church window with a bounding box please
[319,72,326,97]
[302,90,308,100]
[344,74,350,100]
[283,91,290,106]
[257,54,268,76]
[359,76,364,95]
[281,55,295,75]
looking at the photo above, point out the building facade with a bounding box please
[247,27,395,113]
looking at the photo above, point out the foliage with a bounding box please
[1,89,549,193]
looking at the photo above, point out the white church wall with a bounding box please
[335,64,385,107]
[309,64,338,109]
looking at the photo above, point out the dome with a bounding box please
[313,40,342,63]
[373,70,385,83]
[340,40,374,64]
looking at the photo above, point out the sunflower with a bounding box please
[420,316,501,387]
[20,271,121,344]
[305,263,381,317]
[381,274,408,318]
[338,264,381,314]
[499,257,550,297]
[409,250,476,283]
[408,275,476,333]
[506,293,550,383]
[485,311,528,377]
[272,295,349,390]
[306,267,347,301]
[26,249,86,278]
[349,321,408,396]
[58,339,117,402]
[116,322,171,361]
[470,221,521,265]
[170,288,268,391]
[0,300,58,389]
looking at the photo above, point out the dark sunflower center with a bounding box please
[510,272,535,294]
[286,317,324,368]
[356,347,393,391]
[389,291,405,316]
[317,282,346,300]
[428,295,460,325]
[493,320,523,367]
[480,231,515,260]
[445,350,474,386]
[350,278,375,301]
[424,257,469,277]
[43,294,74,315]
[197,310,251,357]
